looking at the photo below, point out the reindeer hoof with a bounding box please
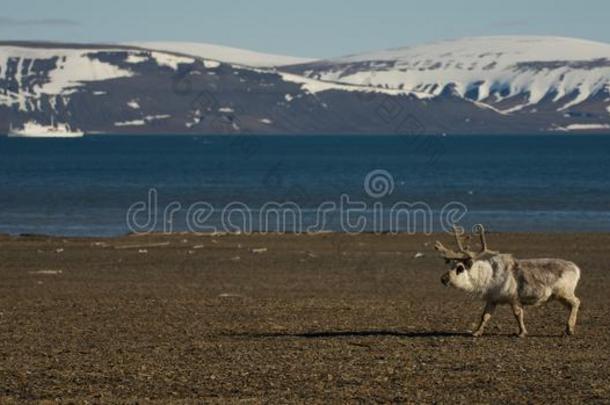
[518,332,527,338]
[565,327,575,336]
[472,330,483,337]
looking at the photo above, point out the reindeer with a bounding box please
[436,225,581,337]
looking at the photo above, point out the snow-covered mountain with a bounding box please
[1,37,610,135]
[285,36,610,131]
[2,41,478,135]
[124,41,315,67]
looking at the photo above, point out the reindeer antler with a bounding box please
[472,224,499,257]
[435,224,499,261]
[435,225,475,260]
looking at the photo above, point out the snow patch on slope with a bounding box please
[41,53,131,95]
[145,114,170,121]
[0,46,133,111]
[115,119,145,127]
[203,60,221,69]
[125,41,315,67]
[150,52,195,70]
[127,100,140,109]
[115,114,171,127]
[278,72,433,99]
[125,53,148,64]
[295,36,610,111]
[552,123,610,131]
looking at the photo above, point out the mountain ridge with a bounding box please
[1,36,609,135]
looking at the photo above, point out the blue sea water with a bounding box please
[0,135,609,236]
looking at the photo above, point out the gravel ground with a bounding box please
[0,232,609,403]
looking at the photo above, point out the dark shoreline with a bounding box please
[4,229,610,240]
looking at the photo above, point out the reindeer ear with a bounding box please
[465,258,474,268]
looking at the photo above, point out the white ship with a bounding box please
[8,118,84,138]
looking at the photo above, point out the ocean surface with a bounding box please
[0,135,609,236]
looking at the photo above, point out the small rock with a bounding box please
[29,270,63,275]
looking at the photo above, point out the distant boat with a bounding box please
[8,118,84,138]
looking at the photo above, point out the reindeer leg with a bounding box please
[472,302,496,337]
[512,303,527,338]
[558,294,580,336]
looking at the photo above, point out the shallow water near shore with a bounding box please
[1,134,609,236]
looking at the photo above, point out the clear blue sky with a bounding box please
[1,0,609,58]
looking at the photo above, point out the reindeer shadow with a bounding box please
[227,330,563,339]
[228,330,472,339]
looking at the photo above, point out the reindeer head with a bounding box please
[437,224,499,290]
